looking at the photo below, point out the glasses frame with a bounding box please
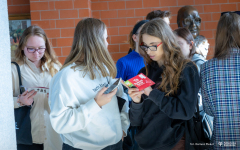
[26,47,46,53]
[140,42,162,52]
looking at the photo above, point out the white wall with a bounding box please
[0,0,17,149]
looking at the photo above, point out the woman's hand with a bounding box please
[94,87,118,107]
[19,90,37,106]
[143,86,153,96]
[128,88,144,103]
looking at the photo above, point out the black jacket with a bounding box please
[129,61,200,150]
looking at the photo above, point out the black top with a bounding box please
[129,61,200,150]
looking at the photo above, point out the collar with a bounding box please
[24,57,49,72]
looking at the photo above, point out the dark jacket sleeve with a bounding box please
[129,102,144,126]
[148,63,200,120]
[129,67,146,126]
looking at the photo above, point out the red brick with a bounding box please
[212,13,221,21]
[200,13,212,22]
[55,1,73,9]
[31,20,50,29]
[74,19,82,26]
[152,7,169,11]
[31,2,48,11]
[120,44,131,52]
[91,2,108,11]
[79,9,90,18]
[207,47,215,56]
[135,8,152,17]
[127,17,144,26]
[41,10,59,20]
[212,0,228,3]
[50,20,56,29]
[60,10,78,19]
[108,27,119,36]
[49,1,54,10]
[22,5,30,13]
[118,9,135,18]
[126,1,143,9]
[170,23,178,30]
[102,19,110,27]
[111,53,127,62]
[13,0,29,5]
[31,11,40,20]
[108,44,120,53]
[56,19,75,28]
[52,38,57,47]
[57,38,73,47]
[177,0,194,6]
[238,3,240,10]
[101,10,118,19]
[143,0,160,8]
[45,29,60,38]
[194,0,211,5]
[229,0,240,2]
[54,47,62,56]
[111,35,128,44]
[109,18,127,27]
[62,47,72,56]
[8,6,24,14]
[7,0,12,5]
[58,57,67,65]
[200,30,213,39]
[208,39,215,47]
[61,28,75,37]
[170,6,182,15]
[160,0,177,7]
[92,11,100,19]
[205,22,218,30]
[170,15,177,24]
[221,4,237,12]
[74,0,89,8]
[109,1,125,10]
[194,5,204,13]
[119,26,133,35]
[204,5,220,13]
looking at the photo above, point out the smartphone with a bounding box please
[104,78,121,94]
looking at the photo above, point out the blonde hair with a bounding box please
[14,25,61,77]
[62,18,117,79]
[139,19,190,96]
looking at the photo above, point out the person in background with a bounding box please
[12,25,62,150]
[116,20,148,81]
[49,18,130,150]
[128,19,200,150]
[146,10,171,25]
[174,27,206,111]
[200,12,240,149]
[194,35,209,59]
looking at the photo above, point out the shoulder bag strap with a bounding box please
[11,62,24,94]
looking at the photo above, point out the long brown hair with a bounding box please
[214,12,240,59]
[174,27,196,58]
[14,25,61,77]
[62,18,116,79]
[139,19,190,96]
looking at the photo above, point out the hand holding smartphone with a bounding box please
[104,78,121,94]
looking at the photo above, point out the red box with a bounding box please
[126,73,155,91]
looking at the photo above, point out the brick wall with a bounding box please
[9,0,240,64]
[8,0,30,14]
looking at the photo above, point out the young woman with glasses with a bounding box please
[128,19,200,150]
[12,25,62,150]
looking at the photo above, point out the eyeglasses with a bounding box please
[26,47,46,53]
[140,42,162,52]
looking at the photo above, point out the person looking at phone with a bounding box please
[11,25,62,150]
[128,19,200,150]
[49,18,130,150]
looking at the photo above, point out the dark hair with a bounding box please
[139,19,190,96]
[146,10,171,20]
[214,13,240,59]
[174,27,196,58]
[128,20,149,49]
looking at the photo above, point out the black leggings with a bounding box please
[17,143,43,150]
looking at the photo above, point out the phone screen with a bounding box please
[104,78,121,94]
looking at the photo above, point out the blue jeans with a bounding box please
[62,140,122,150]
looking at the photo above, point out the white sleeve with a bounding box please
[115,80,130,137]
[49,75,102,134]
